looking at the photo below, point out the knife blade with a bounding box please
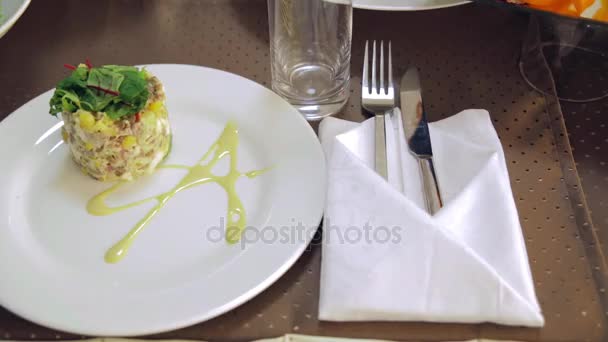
[400,67,443,214]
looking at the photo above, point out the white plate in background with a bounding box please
[353,0,469,11]
[0,0,31,39]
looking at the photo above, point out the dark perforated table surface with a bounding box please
[0,1,606,341]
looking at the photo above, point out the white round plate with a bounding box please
[0,64,325,336]
[353,0,469,11]
[0,0,31,39]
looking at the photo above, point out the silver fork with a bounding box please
[361,40,395,180]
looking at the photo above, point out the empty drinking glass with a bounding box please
[267,0,353,120]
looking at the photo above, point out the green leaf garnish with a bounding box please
[49,63,150,120]
[87,68,125,93]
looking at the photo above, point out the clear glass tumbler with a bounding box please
[267,0,353,120]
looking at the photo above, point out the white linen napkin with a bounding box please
[317,109,544,327]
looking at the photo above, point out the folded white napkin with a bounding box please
[317,109,544,327]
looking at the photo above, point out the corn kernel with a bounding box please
[149,101,163,113]
[85,142,94,151]
[90,116,117,135]
[61,128,69,142]
[122,135,137,149]
[78,111,95,130]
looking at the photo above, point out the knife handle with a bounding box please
[375,114,388,180]
[419,157,442,214]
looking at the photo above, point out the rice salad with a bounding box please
[50,63,171,181]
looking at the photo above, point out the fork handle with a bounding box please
[419,157,442,214]
[375,114,388,180]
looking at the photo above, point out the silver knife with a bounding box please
[400,67,443,214]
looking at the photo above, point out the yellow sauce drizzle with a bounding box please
[86,122,269,264]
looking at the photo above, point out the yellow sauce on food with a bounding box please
[86,122,269,264]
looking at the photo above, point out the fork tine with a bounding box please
[380,40,384,94]
[362,40,369,92]
[388,41,393,90]
[371,40,377,93]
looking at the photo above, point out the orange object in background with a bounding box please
[519,0,608,21]
[594,0,608,20]
[594,7,608,19]
[527,0,577,17]
[574,0,595,12]
[525,0,562,7]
